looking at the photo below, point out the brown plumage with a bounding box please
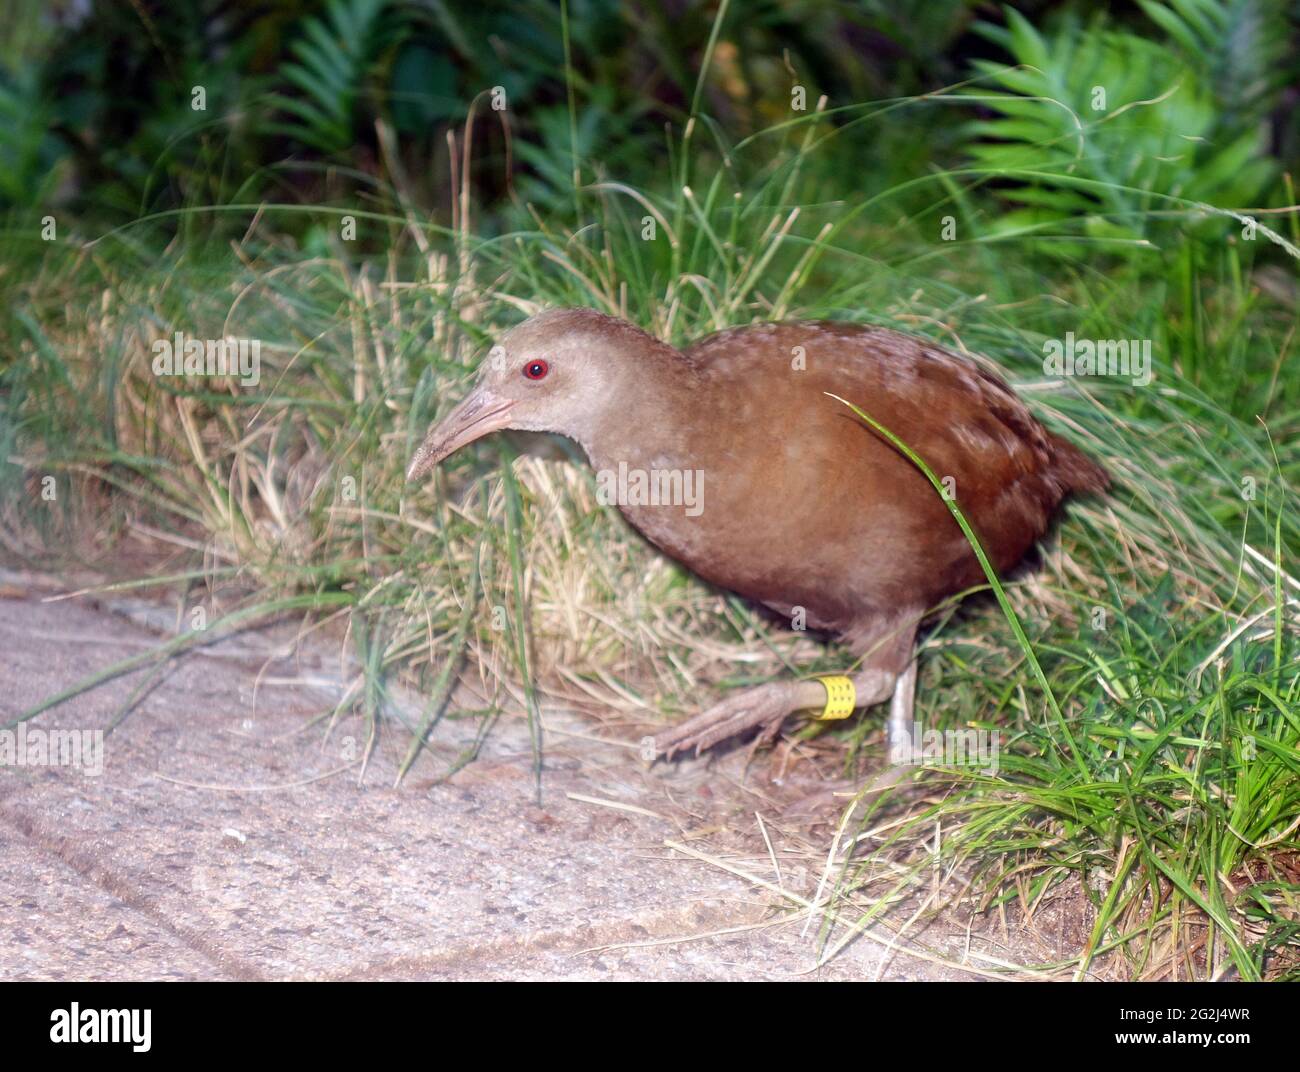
[408,308,1106,762]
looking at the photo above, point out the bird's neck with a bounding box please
[580,359,709,472]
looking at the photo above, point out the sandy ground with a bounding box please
[0,569,1088,980]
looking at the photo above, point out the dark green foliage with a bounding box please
[961,5,1280,249]
[265,0,404,153]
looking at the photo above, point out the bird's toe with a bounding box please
[647,682,799,761]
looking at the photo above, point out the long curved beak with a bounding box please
[406,386,517,481]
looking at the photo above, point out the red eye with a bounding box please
[523,360,549,380]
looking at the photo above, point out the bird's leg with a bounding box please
[885,658,919,765]
[645,668,896,761]
[850,657,920,794]
[789,660,923,808]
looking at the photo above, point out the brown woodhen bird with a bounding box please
[407,308,1107,764]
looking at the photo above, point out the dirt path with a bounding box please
[0,572,1030,980]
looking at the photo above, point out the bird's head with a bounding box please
[406,307,677,481]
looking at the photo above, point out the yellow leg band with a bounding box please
[815,675,857,720]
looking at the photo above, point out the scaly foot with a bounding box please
[643,669,897,762]
[644,681,805,761]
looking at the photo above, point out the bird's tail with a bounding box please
[1051,434,1109,495]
